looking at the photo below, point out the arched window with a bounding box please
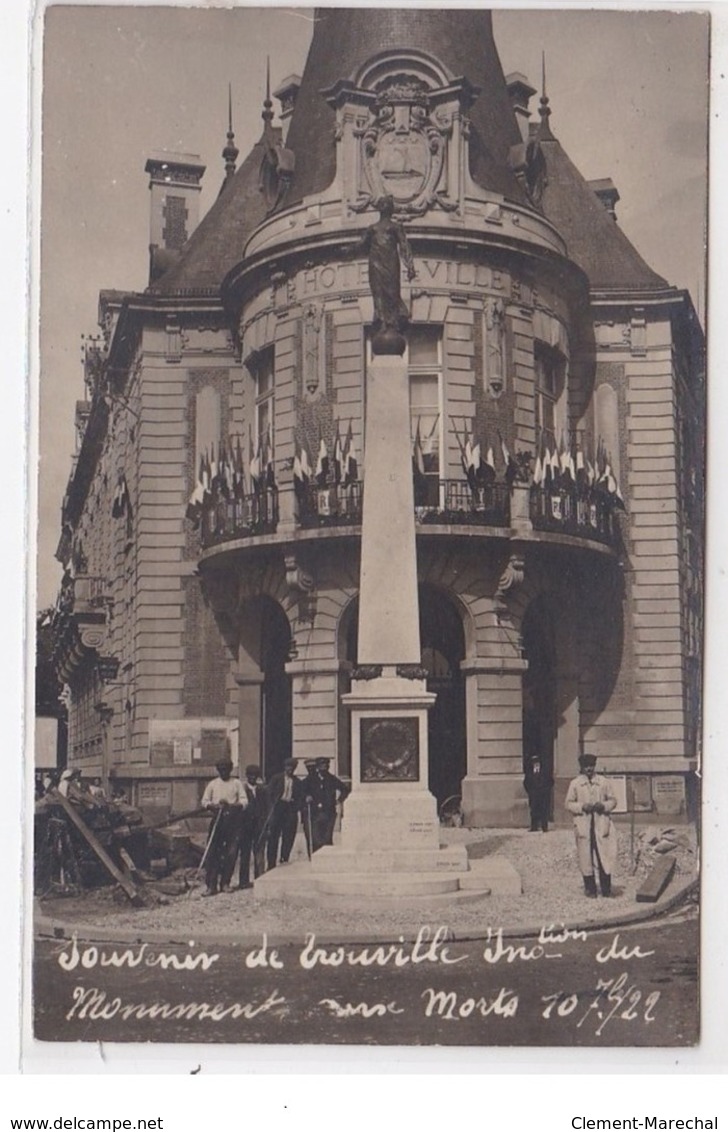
[594,382,621,484]
[534,342,567,450]
[195,385,221,465]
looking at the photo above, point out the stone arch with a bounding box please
[354,48,453,91]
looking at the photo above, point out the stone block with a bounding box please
[317,874,460,897]
[340,790,440,850]
[461,857,522,895]
[310,844,468,874]
[462,775,529,828]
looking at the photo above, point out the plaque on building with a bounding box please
[137,781,173,808]
[360,716,419,782]
[653,775,686,816]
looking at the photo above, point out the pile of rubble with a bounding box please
[34,781,205,906]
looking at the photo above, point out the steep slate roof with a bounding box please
[149,132,277,295]
[537,129,667,291]
[284,7,529,209]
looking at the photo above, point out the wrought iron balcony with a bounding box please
[415,480,511,527]
[297,482,364,528]
[199,488,279,549]
[297,479,510,529]
[530,485,619,545]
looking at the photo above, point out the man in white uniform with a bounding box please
[565,754,618,897]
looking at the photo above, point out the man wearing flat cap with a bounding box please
[200,757,247,896]
[565,754,618,897]
[237,763,269,889]
[303,757,350,854]
[266,758,305,869]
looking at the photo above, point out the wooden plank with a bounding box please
[635,856,677,903]
[50,790,143,905]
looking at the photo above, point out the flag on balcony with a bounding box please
[185,459,205,525]
[542,446,552,487]
[343,421,358,487]
[249,428,262,490]
[559,442,575,486]
[575,446,588,492]
[498,431,518,486]
[482,444,496,486]
[315,434,329,486]
[264,426,276,489]
[412,418,426,478]
[421,415,439,473]
[599,460,626,511]
[550,447,561,485]
[233,436,246,498]
[532,451,544,487]
[293,440,309,505]
[301,440,313,482]
[111,474,129,518]
[333,426,344,485]
[214,441,231,498]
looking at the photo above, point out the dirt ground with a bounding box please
[36,822,698,941]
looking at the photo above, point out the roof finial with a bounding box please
[262,56,274,133]
[222,82,239,181]
[538,50,554,139]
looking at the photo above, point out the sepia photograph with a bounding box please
[29,3,708,1053]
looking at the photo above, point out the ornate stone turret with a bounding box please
[282,7,529,209]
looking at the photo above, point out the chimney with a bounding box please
[273,74,301,142]
[588,177,620,221]
[506,72,537,144]
[144,151,206,284]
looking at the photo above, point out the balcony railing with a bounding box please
[416,480,511,527]
[530,485,618,545]
[298,482,364,528]
[200,489,279,549]
[196,481,620,549]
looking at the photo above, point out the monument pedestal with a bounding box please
[253,350,519,901]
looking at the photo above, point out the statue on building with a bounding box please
[355,195,416,356]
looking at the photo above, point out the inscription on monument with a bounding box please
[360,716,419,782]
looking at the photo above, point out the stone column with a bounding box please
[357,356,420,665]
[341,354,441,854]
[285,658,350,767]
[234,660,264,769]
[460,657,529,827]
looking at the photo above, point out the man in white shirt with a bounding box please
[201,757,246,896]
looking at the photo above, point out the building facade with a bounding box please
[50,9,704,826]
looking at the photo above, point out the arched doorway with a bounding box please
[339,586,466,806]
[521,596,556,788]
[259,599,292,779]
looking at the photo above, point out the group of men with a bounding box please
[200,755,350,897]
[525,752,619,898]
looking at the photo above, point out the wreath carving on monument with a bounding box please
[361,717,419,782]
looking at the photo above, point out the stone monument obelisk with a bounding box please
[333,198,462,873]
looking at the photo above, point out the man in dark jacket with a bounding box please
[237,764,269,888]
[266,758,305,869]
[303,757,350,854]
[524,754,553,832]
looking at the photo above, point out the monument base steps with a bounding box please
[252,852,521,902]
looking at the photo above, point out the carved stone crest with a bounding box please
[353,76,454,217]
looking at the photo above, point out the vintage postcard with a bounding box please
[27,3,711,1059]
